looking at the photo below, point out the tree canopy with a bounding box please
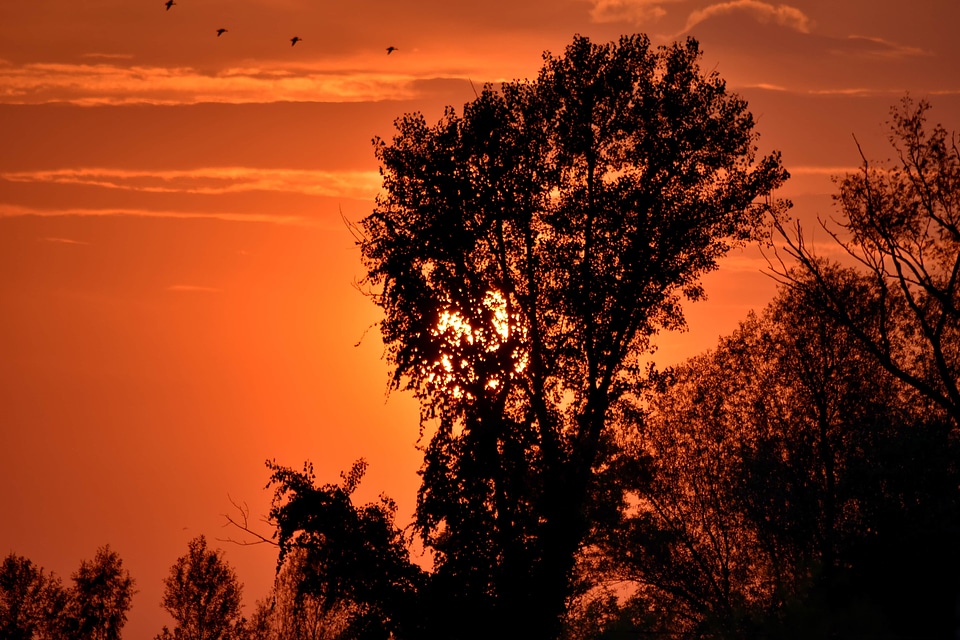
[156,536,246,640]
[352,33,787,639]
[65,546,136,640]
[584,273,960,637]
[774,97,960,427]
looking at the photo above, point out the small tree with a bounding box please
[65,545,136,640]
[263,459,424,640]
[0,553,67,640]
[156,536,245,640]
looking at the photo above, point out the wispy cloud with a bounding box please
[787,166,860,176]
[40,236,89,245]
[685,0,813,33]
[588,0,684,24]
[805,87,897,96]
[0,203,307,225]
[0,167,382,199]
[166,284,222,293]
[840,35,932,59]
[742,82,789,91]
[0,61,426,105]
[80,53,135,60]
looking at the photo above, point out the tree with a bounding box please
[357,33,787,640]
[773,97,960,427]
[591,279,960,638]
[64,545,136,640]
[156,536,246,640]
[0,553,66,640]
[248,547,359,640]
[262,459,425,640]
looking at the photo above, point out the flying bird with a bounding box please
[216,28,228,37]
[164,0,175,9]
[386,46,397,55]
[291,36,302,46]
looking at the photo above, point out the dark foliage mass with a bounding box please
[587,279,960,637]
[66,546,136,640]
[8,36,957,640]
[268,32,786,640]
[263,460,425,640]
[156,535,245,640]
[258,62,959,640]
[0,547,135,640]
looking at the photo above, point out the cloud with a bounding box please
[841,35,932,59]
[0,167,382,199]
[685,0,813,34]
[0,61,426,105]
[588,0,683,24]
[787,166,861,176]
[0,203,308,225]
[40,236,89,245]
[166,284,222,293]
[81,53,135,60]
[805,87,899,96]
[742,82,789,91]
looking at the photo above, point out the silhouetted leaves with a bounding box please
[264,460,425,640]
[774,97,960,427]
[156,535,245,640]
[588,278,960,637]
[359,33,786,640]
[65,545,136,640]
[0,554,66,640]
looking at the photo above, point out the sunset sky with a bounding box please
[2,0,959,636]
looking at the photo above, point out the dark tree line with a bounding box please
[256,42,960,640]
[0,546,135,640]
[2,537,253,640]
[9,36,955,640]
[259,32,786,640]
[585,275,959,637]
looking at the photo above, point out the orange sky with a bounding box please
[2,1,958,636]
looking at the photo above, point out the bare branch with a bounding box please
[219,495,278,547]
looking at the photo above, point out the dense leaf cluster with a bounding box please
[0,547,134,640]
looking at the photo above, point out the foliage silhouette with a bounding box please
[156,535,246,640]
[585,276,960,638]
[248,547,356,640]
[262,459,425,640]
[774,97,960,427]
[0,553,66,640]
[64,545,136,640]
[355,32,786,640]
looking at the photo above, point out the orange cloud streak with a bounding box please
[1,167,382,199]
[685,0,813,33]
[0,203,308,225]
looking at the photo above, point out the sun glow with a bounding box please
[426,290,528,399]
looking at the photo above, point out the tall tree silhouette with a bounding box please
[357,33,786,640]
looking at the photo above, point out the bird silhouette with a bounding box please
[216,28,228,37]
[291,36,302,46]
[386,46,398,55]
[164,0,175,10]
